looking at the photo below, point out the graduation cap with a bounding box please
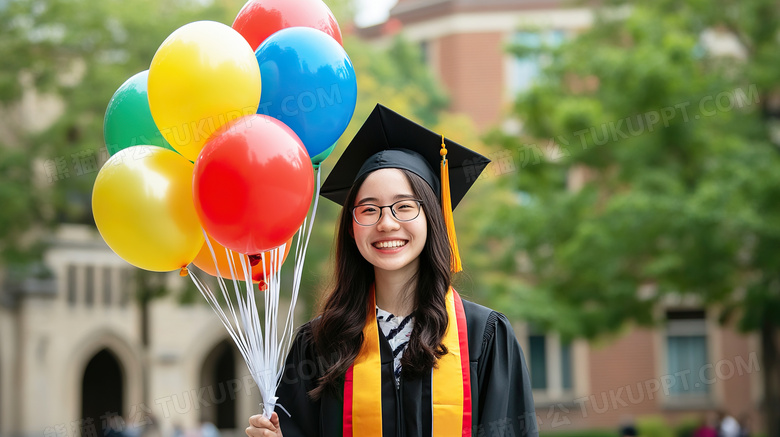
[321,104,490,272]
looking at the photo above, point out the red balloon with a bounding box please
[193,115,314,255]
[232,0,343,51]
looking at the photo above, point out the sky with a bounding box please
[353,0,397,27]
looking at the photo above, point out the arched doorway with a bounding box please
[200,340,237,429]
[81,348,123,435]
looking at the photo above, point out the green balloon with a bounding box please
[311,142,336,169]
[103,70,177,156]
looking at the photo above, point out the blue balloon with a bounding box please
[255,27,358,158]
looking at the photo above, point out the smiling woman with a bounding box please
[245,104,537,437]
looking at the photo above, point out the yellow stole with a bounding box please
[343,287,472,436]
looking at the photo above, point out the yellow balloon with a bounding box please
[92,146,205,272]
[148,21,262,161]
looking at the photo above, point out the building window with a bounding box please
[561,341,573,390]
[507,30,566,96]
[120,268,133,307]
[529,334,547,389]
[103,266,112,306]
[666,310,709,396]
[84,266,94,307]
[419,40,429,66]
[67,265,77,306]
[528,328,574,397]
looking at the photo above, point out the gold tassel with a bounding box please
[440,135,462,273]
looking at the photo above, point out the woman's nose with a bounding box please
[376,207,400,231]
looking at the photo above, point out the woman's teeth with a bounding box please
[374,240,407,249]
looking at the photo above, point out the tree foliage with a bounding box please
[475,0,779,431]
[0,0,248,264]
[481,0,780,337]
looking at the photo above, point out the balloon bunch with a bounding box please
[93,0,356,419]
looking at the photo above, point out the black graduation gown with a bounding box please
[275,299,538,437]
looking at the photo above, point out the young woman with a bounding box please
[246,105,537,437]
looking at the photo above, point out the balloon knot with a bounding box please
[257,280,268,292]
[248,254,262,266]
[179,267,189,277]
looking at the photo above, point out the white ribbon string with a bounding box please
[187,166,322,420]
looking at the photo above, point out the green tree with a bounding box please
[0,0,247,406]
[478,0,780,433]
[0,0,246,262]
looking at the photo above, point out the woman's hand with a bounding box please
[246,412,283,437]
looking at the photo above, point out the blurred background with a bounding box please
[0,0,778,436]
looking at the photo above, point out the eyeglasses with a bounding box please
[352,199,424,226]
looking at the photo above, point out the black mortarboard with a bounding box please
[320,104,491,272]
[320,104,490,209]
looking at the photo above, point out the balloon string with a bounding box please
[277,166,321,384]
[194,166,322,418]
[204,229,250,355]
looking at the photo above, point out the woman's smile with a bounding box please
[372,239,409,249]
[353,168,427,275]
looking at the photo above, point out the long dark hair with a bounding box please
[310,169,452,398]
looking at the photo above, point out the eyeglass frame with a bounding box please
[351,199,425,226]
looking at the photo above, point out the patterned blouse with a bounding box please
[376,306,414,385]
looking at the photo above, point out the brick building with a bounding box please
[358,0,592,130]
[357,0,763,433]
